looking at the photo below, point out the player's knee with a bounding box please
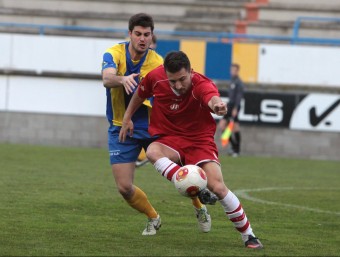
[146,146,158,163]
[117,183,134,199]
[208,181,228,199]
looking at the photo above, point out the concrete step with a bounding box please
[268,0,340,8]
[176,22,235,33]
[1,0,250,13]
[246,19,340,38]
[259,5,340,22]
[257,1,340,22]
[0,6,239,29]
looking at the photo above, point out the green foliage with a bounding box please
[0,143,339,256]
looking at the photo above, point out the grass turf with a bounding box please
[0,143,339,256]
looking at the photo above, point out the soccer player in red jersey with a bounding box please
[119,51,263,249]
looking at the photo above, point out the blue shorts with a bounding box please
[108,126,156,165]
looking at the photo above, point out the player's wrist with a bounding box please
[122,117,131,124]
[120,76,126,86]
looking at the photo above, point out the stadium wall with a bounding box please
[1,33,340,160]
[2,33,340,87]
[0,75,339,160]
[1,110,339,161]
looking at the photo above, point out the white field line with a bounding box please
[234,187,340,216]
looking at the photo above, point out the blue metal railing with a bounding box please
[0,17,340,46]
[291,16,340,45]
[0,22,129,37]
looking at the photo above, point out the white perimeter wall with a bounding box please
[0,75,105,116]
[0,34,121,74]
[258,44,340,87]
[1,34,340,87]
[0,33,123,116]
[1,33,340,117]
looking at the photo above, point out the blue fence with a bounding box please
[1,16,340,46]
[291,16,340,45]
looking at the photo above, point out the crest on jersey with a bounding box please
[170,103,179,110]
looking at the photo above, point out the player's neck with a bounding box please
[128,44,145,61]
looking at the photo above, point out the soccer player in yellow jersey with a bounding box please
[101,13,163,235]
[135,33,158,168]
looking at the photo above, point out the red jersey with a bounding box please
[138,65,220,139]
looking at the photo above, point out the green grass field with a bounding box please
[0,143,339,256]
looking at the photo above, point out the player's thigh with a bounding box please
[111,162,136,192]
[108,129,142,191]
[218,118,227,131]
[233,121,240,132]
[200,161,228,198]
[146,141,182,164]
[185,138,219,166]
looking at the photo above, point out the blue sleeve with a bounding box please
[102,52,116,71]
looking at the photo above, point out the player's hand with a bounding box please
[119,119,134,142]
[213,102,227,116]
[121,73,139,95]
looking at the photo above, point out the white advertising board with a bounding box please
[258,44,340,87]
[2,34,122,74]
[7,76,106,116]
[0,76,8,110]
[290,93,340,132]
[0,34,12,68]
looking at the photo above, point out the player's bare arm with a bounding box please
[102,67,139,94]
[119,91,146,142]
[208,96,227,116]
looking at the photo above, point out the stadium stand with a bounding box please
[241,0,340,38]
[1,0,340,42]
[0,0,251,38]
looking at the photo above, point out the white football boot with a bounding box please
[142,214,161,235]
[195,205,211,233]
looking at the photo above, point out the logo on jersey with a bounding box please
[102,61,108,68]
[170,103,179,111]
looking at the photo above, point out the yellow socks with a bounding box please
[137,149,147,161]
[126,186,158,219]
[191,196,203,209]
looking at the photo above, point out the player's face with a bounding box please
[129,26,152,55]
[166,68,192,95]
[230,66,238,77]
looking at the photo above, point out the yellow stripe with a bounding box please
[180,40,206,74]
[232,43,259,83]
[111,87,125,126]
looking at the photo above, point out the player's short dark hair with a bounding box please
[232,63,240,70]
[128,13,154,32]
[152,34,157,44]
[164,51,191,73]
